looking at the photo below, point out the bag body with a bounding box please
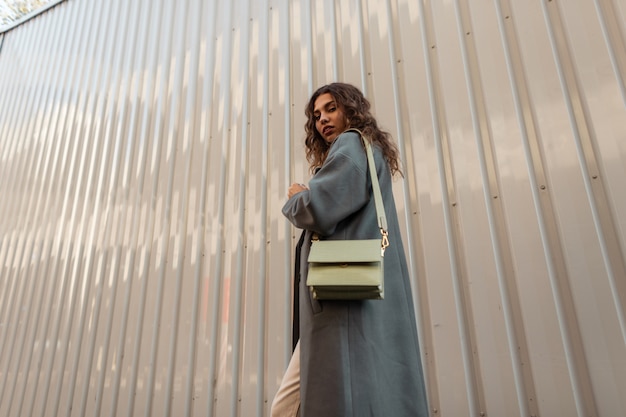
[307,238,384,300]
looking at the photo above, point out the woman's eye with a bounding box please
[314,115,321,121]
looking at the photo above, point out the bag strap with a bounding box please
[345,128,390,255]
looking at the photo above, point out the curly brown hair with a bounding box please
[304,82,402,176]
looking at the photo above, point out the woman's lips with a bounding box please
[323,126,333,136]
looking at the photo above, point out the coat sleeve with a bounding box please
[282,132,370,236]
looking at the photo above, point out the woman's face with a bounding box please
[313,93,347,143]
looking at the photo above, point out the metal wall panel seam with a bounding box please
[355,0,368,92]
[453,0,537,415]
[171,0,204,414]
[282,0,296,367]
[571,0,626,343]
[414,0,462,413]
[593,0,626,103]
[181,2,219,417]
[331,0,339,80]
[207,1,236,414]
[309,0,321,87]
[205,51,225,417]
[305,0,314,93]
[183,0,220,414]
[202,7,222,414]
[280,0,291,366]
[230,2,253,413]
[258,1,273,413]
[224,1,250,417]
[142,0,187,414]
[539,2,602,416]
[383,0,434,410]
[360,0,374,95]
[160,0,197,414]
[544,0,626,345]
[0,3,79,415]
[280,2,295,374]
[122,1,169,415]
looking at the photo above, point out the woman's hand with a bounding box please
[288,183,308,198]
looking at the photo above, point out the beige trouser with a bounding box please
[270,341,301,417]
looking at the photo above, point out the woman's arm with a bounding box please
[282,132,369,236]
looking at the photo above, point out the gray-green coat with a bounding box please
[282,131,429,417]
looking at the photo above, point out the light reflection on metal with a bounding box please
[0,0,625,416]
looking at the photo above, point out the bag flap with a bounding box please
[308,239,382,263]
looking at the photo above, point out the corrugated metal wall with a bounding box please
[1,0,625,416]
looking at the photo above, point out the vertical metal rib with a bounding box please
[592,0,626,103]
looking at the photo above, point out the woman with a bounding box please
[272,83,428,417]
